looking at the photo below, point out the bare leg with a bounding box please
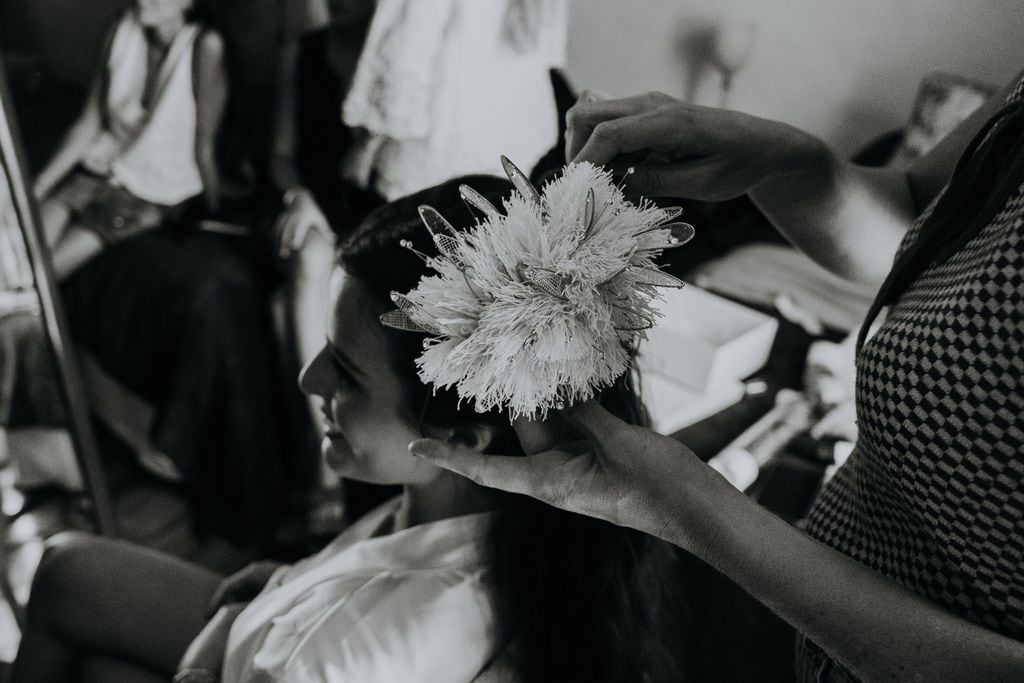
[39,196,71,247]
[11,532,222,683]
[51,225,104,281]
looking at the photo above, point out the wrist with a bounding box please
[757,124,833,190]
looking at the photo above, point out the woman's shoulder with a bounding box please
[99,10,136,59]
[193,24,226,61]
[190,25,227,96]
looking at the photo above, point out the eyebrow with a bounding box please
[325,338,365,380]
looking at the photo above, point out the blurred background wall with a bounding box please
[2,0,1021,157]
[566,0,1024,155]
[1,0,127,86]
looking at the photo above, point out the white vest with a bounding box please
[83,12,203,206]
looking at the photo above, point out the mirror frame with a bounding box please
[0,51,117,535]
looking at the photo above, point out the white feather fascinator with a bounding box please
[381,157,694,419]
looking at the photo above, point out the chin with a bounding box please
[322,436,353,470]
[323,444,388,484]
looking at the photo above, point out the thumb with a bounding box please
[560,400,625,445]
[408,438,509,487]
[408,438,558,497]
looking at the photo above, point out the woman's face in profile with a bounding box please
[299,268,442,486]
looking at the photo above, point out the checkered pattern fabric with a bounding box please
[805,73,1024,641]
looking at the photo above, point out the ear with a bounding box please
[422,421,497,454]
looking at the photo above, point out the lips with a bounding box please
[320,423,352,465]
[321,408,340,435]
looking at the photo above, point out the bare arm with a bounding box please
[266,37,333,255]
[192,29,228,212]
[566,73,1019,288]
[269,38,303,195]
[410,404,1024,682]
[33,69,104,199]
[748,74,1017,287]
[269,0,344,193]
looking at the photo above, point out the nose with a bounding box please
[299,345,333,398]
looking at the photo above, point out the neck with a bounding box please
[147,16,186,46]
[398,471,496,530]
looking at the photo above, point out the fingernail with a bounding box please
[408,439,444,458]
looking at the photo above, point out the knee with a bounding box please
[29,532,107,619]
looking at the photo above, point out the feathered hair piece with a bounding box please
[381,157,695,419]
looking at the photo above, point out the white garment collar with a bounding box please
[309,497,497,576]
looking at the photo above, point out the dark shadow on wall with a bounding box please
[2,0,128,88]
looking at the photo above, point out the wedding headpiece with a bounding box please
[381,157,694,419]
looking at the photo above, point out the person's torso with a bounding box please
[222,498,503,681]
[82,11,204,205]
[805,73,1024,641]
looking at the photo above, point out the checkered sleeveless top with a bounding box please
[805,73,1024,641]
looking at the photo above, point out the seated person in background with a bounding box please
[33,0,226,281]
[24,0,304,555]
[10,177,681,683]
[274,0,569,375]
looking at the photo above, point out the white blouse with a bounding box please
[222,498,502,682]
[83,11,204,205]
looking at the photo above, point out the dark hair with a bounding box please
[338,176,681,682]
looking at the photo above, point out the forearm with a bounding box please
[35,107,101,197]
[192,29,227,212]
[748,129,915,288]
[749,70,1020,289]
[656,464,1024,682]
[268,40,303,194]
[196,145,221,212]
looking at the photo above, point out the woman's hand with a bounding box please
[564,90,820,201]
[565,90,921,286]
[409,401,721,552]
[174,561,281,679]
[274,187,332,258]
[208,560,282,615]
[414,401,1024,682]
[176,602,248,681]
